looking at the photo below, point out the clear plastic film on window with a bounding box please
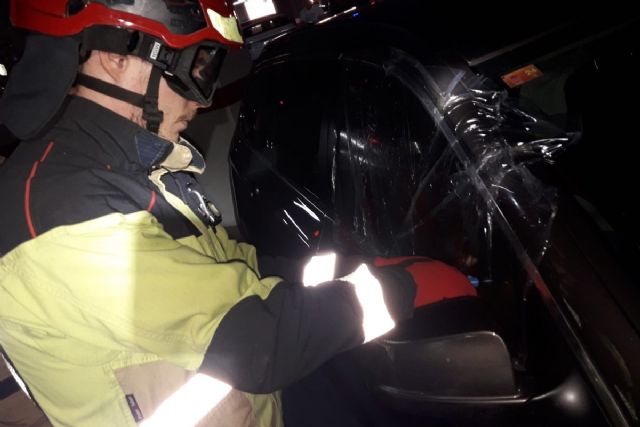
[327,49,579,285]
[231,47,578,288]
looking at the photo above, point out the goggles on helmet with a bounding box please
[142,36,227,106]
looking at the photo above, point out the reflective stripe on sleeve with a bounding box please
[302,253,337,287]
[341,264,395,343]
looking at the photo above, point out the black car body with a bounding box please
[230,2,640,426]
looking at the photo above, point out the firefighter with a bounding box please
[0,1,476,425]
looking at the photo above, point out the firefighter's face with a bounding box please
[78,51,207,142]
[157,76,205,143]
[155,51,212,142]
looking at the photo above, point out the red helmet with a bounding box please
[10,0,243,49]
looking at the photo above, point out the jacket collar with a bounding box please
[62,96,205,174]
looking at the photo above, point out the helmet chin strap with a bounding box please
[142,67,164,134]
[75,66,164,134]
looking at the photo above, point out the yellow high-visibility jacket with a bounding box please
[0,97,378,426]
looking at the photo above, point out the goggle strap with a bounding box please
[80,26,133,56]
[80,27,169,71]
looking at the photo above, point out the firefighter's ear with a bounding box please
[95,51,128,81]
[94,51,150,89]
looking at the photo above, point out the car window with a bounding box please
[234,54,446,256]
[242,59,339,204]
[331,58,441,256]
